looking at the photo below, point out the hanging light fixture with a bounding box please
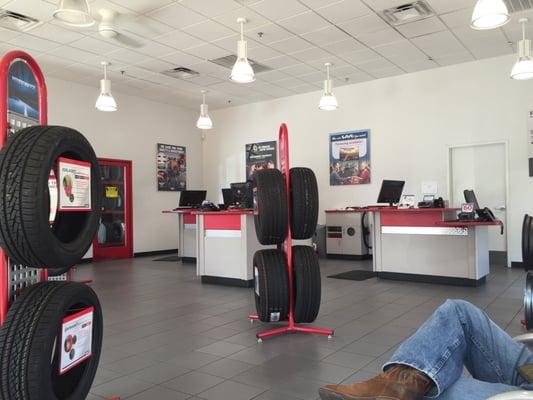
[511,18,533,80]
[319,63,338,111]
[471,0,510,30]
[95,61,117,112]
[53,0,95,27]
[196,90,213,130]
[230,17,255,84]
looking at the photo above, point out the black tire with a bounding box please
[0,281,103,400]
[254,249,289,323]
[524,215,533,271]
[290,168,319,240]
[253,169,288,245]
[526,272,533,330]
[293,246,321,323]
[0,126,102,270]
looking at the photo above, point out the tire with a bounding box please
[254,249,289,323]
[524,215,533,271]
[0,126,102,270]
[0,281,103,400]
[290,168,319,240]
[293,246,321,323]
[526,272,533,331]
[253,169,288,245]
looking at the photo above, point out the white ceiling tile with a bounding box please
[314,0,371,24]
[154,30,204,50]
[274,76,306,89]
[106,48,149,63]
[262,55,301,69]
[411,30,467,57]
[439,9,473,29]
[355,27,404,47]
[120,65,157,79]
[301,26,350,46]
[340,48,382,64]
[425,0,477,14]
[210,34,239,52]
[247,45,282,61]
[187,61,228,75]
[256,70,291,82]
[269,36,313,54]
[279,11,329,35]
[290,83,321,93]
[28,23,85,44]
[397,59,439,73]
[361,0,410,12]
[247,23,293,44]
[299,71,324,82]
[343,71,373,83]
[370,66,404,78]
[147,3,206,29]
[160,51,205,67]
[338,13,390,36]
[180,0,241,18]
[356,57,396,73]
[183,43,229,60]
[452,27,510,50]
[9,34,61,52]
[3,0,56,22]
[0,26,20,42]
[46,45,98,63]
[249,0,308,21]
[330,64,362,78]
[433,52,475,66]
[70,36,123,54]
[186,74,224,86]
[119,15,174,40]
[182,20,236,42]
[373,40,428,63]
[108,0,173,13]
[298,0,341,9]
[214,8,270,31]
[395,17,447,38]
[307,56,348,70]
[469,44,513,59]
[326,38,365,54]
[291,46,331,62]
[278,63,318,76]
[136,41,175,58]
[502,15,533,42]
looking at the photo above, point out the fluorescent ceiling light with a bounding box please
[471,0,510,30]
[196,90,213,130]
[230,17,255,84]
[95,61,117,112]
[319,63,338,111]
[511,18,533,80]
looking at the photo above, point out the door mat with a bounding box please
[153,255,180,262]
[328,270,377,281]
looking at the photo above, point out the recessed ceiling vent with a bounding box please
[504,0,533,13]
[381,1,434,26]
[0,9,41,32]
[209,55,271,74]
[161,67,199,80]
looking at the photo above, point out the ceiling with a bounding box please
[0,0,530,110]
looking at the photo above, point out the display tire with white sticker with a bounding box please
[0,126,102,270]
[293,245,321,324]
[525,272,533,331]
[0,281,103,400]
[523,215,533,271]
[254,249,289,323]
[290,167,319,240]
[253,169,288,245]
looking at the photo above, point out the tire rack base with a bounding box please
[248,312,334,340]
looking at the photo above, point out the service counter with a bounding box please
[162,209,196,262]
[326,207,501,286]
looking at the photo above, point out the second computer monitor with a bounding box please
[377,180,405,206]
[222,188,234,206]
[230,182,253,209]
[179,190,207,208]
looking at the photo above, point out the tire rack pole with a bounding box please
[0,51,48,325]
[254,123,334,340]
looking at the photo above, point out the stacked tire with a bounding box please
[252,167,322,324]
[523,214,533,271]
[525,271,533,330]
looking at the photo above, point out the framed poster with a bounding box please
[329,130,371,186]
[157,143,186,191]
[245,140,277,180]
[59,307,94,375]
[58,157,91,211]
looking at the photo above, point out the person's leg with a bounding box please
[384,299,532,396]
[429,377,518,400]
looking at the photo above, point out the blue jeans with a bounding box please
[383,300,533,399]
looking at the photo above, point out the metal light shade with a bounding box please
[319,72,338,111]
[197,104,213,130]
[471,0,510,30]
[53,0,94,27]
[230,40,255,83]
[95,79,117,112]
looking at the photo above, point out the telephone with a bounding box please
[200,201,220,212]
[476,207,496,222]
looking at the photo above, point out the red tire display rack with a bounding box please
[249,123,334,341]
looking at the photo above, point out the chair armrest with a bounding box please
[514,333,533,344]
[487,391,533,400]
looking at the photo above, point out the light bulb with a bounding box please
[319,94,338,111]
[471,0,510,30]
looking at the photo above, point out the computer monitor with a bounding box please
[464,190,481,211]
[230,182,253,209]
[178,190,206,208]
[222,188,234,206]
[377,180,405,206]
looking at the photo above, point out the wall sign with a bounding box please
[329,130,371,186]
[157,143,186,191]
[245,141,277,180]
[58,157,91,211]
[59,307,94,375]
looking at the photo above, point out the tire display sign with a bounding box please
[105,186,119,198]
[246,141,277,180]
[329,130,371,186]
[48,170,58,223]
[58,157,91,211]
[8,59,39,120]
[59,307,94,375]
[157,143,186,191]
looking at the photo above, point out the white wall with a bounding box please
[45,77,202,256]
[203,54,533,265]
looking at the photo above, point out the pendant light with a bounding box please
[471,0,510,30]
[319,63,338,111]
[95,61,117,112]
[230,17,255,84]
[511,18,533,80]
[196,90,213,130]
[53,0,95,27]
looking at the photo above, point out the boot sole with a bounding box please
[318,388,398,400]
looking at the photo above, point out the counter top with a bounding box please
[326,207,459,213]
[436,220,502,228]
[192,209,255,216]
[162,209,194,214]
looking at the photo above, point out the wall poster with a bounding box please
[157,143,186,191]
[245,140,277,180]
[329,130,371,186]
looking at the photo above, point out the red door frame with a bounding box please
[92,158,133,260]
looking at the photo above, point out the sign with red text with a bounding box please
[59,307,94,375]
[58,157,91,211]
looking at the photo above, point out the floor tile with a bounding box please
[162,371,225,395]
[197,380,266,400]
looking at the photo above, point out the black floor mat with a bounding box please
[328,270,377,281]
[153,255,180,262]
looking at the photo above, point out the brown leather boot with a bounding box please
[318,364,433,400]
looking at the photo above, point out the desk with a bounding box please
[194,210,259,287]
[162,209,196,262]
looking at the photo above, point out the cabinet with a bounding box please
[92,158,133,260]
[326,212,370,259]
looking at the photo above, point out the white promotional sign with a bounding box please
[59,307,94,375]
[48,169,57,223]
[462,203,475,213]
[58,157,91,211]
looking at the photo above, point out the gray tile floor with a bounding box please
[76,257,527,400]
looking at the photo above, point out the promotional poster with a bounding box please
[59,307,94,375]
[157,143,186,191]
[8,60,39,120]
[58,158,91,211]
[246,141,277,180]
[329,130,371,186]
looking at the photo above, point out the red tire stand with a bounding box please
[249,123,334,341]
